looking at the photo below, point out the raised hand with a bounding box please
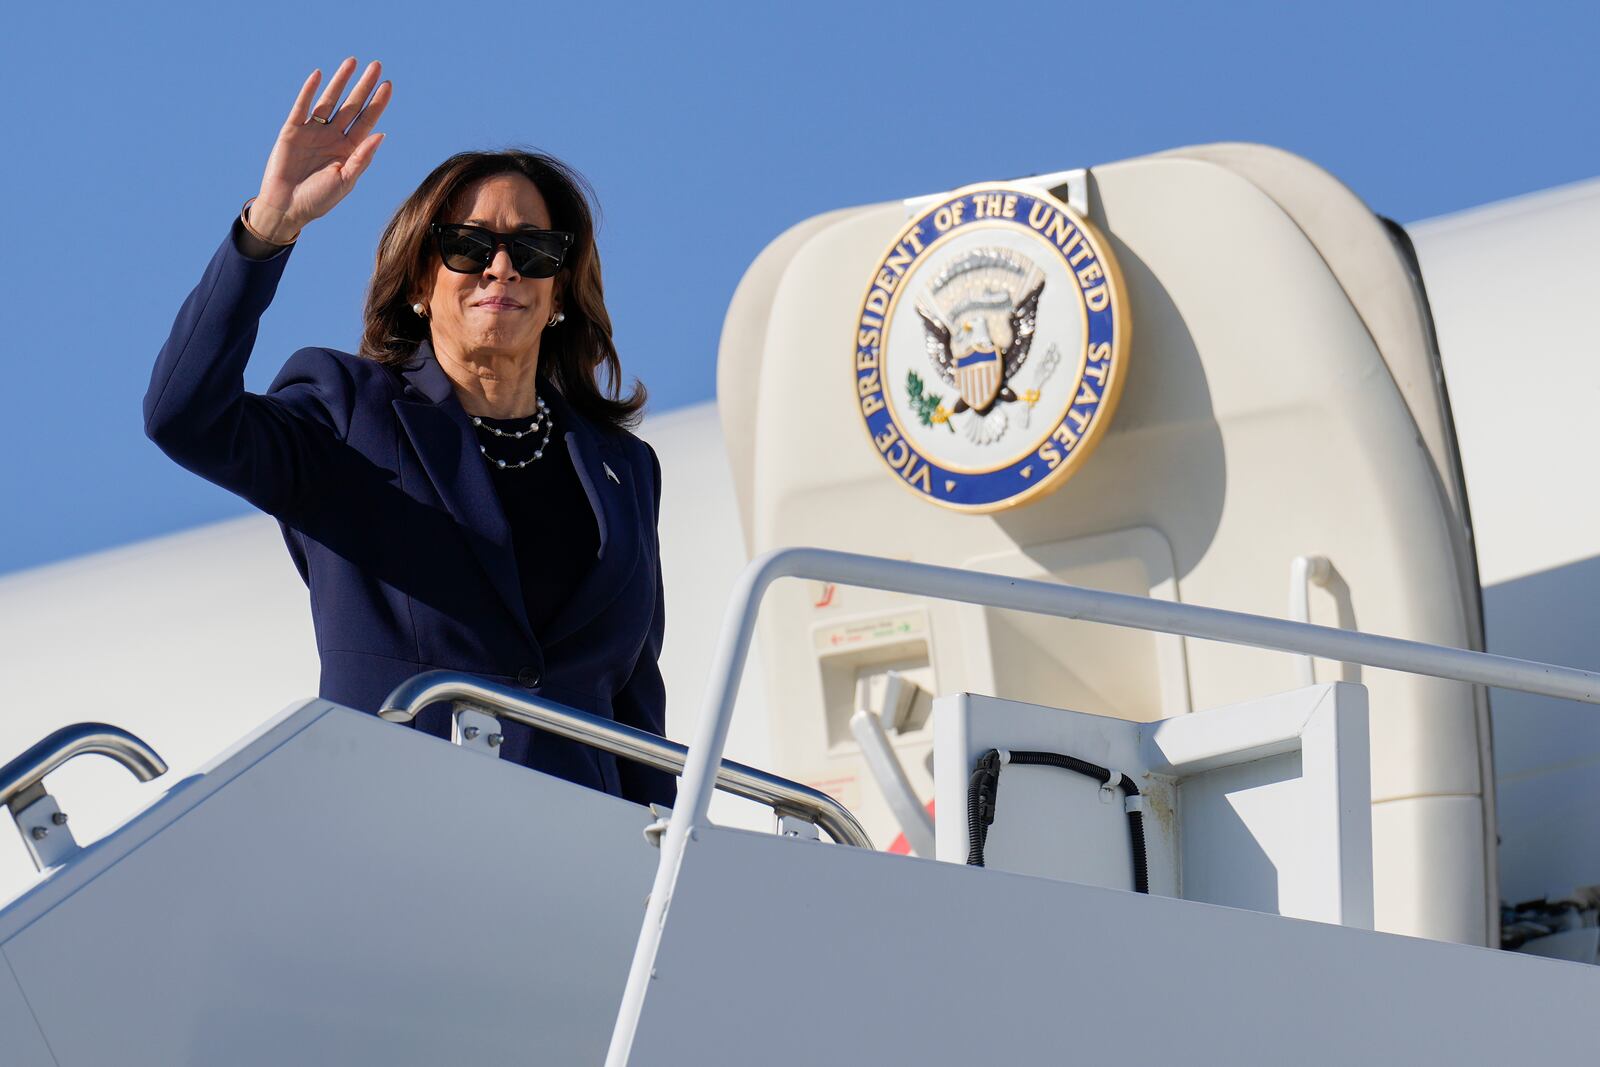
[249,57,392,243]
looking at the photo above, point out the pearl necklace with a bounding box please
[470,395,549,438]
[473,396,554,470]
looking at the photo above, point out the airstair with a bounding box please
[3,549,1598,1064]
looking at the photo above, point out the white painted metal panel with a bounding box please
[934,690,1177,894]
[1,701,658,1066]
[0,950,54,1066]
[933,685,1373,927]
[625,826,1600,1065]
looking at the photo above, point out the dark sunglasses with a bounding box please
[429,222,574,278]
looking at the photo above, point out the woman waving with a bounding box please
[144,57,673,807]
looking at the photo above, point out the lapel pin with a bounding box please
[603,461,621,485]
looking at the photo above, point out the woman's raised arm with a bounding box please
[143,58,391,520]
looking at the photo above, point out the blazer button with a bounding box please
[516,667,541,688]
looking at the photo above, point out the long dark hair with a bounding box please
[360,148,646,429]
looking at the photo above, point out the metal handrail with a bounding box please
[604,546,1600,1064]
[668,546,1600,850]
[378,671,872,849]
[0,723,168,814]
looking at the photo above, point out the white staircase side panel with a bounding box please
[0,701,660,1066]
[626,826,1600,1065]
[0,950,54,1066]
[933,685,1373,928]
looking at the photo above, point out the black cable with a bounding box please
[965,748,1149,894]
[965,750,1002,867]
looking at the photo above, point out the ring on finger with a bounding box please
[310,110,333,124]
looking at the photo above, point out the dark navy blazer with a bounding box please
[143,218,674,808]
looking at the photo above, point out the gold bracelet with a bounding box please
[240,195,301,247]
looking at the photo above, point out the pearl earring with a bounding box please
[547,311,565,327]
[412,302,428,319]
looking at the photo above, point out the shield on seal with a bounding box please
[954,343,1004,411]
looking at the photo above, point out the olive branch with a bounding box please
[906,370,954,432]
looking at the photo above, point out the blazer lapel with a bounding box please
[392,342,536,646]
[540,385,643,647]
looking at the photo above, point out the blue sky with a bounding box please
[2,1,1597,575]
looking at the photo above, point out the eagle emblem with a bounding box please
[915,249,1049,441]
[914,250,1046,442]
[852,182,1129,513]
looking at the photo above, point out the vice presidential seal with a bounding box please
[853,182,1129,512]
